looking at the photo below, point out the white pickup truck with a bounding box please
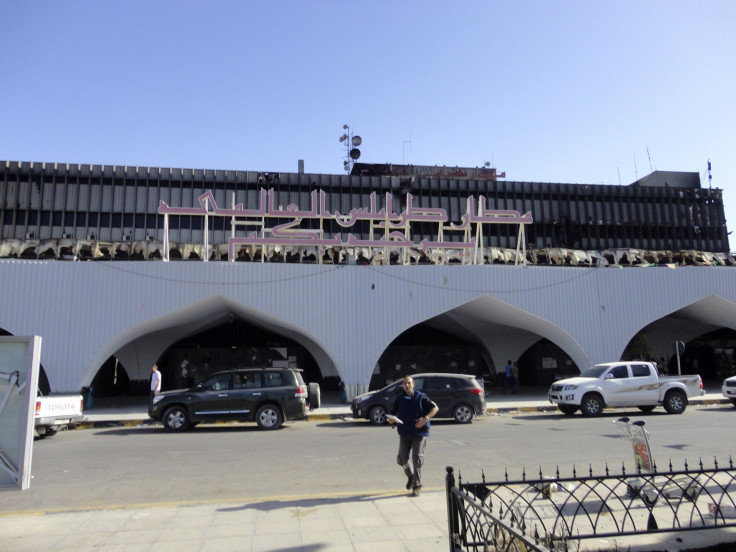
[548,361,703,417]
[35,392,84,438]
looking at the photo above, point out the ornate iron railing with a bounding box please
[446,457,736,552]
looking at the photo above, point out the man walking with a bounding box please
[387,376,438,496]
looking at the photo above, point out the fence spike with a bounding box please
[699,457,704,470]
[589,464,593,477]
[669,459,673,472]
[504,468,509,482]
[572,464,577,478]
[730,456,733,469]
[684,459,689,471]
[482,469,486,483]
[522,467,526,481]
[714,457,719,470]
[622,463,626,477]
[556,466,560,479]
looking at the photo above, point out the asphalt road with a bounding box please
[3,402,735,514]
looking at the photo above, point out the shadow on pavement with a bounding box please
[217,490,411,513]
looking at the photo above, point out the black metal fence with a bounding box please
[446,457,736,552]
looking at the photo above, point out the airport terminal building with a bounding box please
[1,159,734,399]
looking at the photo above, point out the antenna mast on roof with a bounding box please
[402,133,412,164]
[339,124,362,173]
[634,155,638,180]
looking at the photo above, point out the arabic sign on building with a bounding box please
[158,188,532,265]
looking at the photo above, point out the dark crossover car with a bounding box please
[351,373,486,425]
[149,367,319,431]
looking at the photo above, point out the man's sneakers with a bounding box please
[405,474,421,496]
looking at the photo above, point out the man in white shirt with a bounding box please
[150,364,162,403]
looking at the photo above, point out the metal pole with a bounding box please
[446,466,457,552]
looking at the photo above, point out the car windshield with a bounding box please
[380,381,401,393]
[580,365,609,378]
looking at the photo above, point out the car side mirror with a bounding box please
[195,383,205,391]
[604,373,614,380]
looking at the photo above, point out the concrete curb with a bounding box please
[71,397,731,430]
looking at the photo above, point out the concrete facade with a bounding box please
[1,259,735,398]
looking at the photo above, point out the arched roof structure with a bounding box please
[1,260,734,398]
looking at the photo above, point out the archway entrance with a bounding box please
[625,322,736,384]
[667,328,736,381]
[518,339,579,388]
[372,324,492,391]
[91,306,326,402]
[157,317,321,391]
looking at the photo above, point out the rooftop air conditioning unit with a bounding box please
[63,233,73,239]
[86,233,96,240]
[25,232,36,239]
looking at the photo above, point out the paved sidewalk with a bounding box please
[4,487,734,552]
[0,489,451,552]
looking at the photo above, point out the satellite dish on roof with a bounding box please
[352,136,362,147]
[350,148,361,160]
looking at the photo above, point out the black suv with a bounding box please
[149,368,319,431]
[351,373,486,425]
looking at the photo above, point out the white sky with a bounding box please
[2,1,734,250]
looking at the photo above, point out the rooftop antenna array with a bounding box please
[403,132,412,164]
[339,124,362,173]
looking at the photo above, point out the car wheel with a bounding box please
[368,405,388,425]
[637,405,656,413]
[580,394,604,417]
[558,404,578,416]
[308,382,321,409]
[256,404,283,430]
[163,406,190,431]
[663,390,687,414]
[453,404,474,423]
